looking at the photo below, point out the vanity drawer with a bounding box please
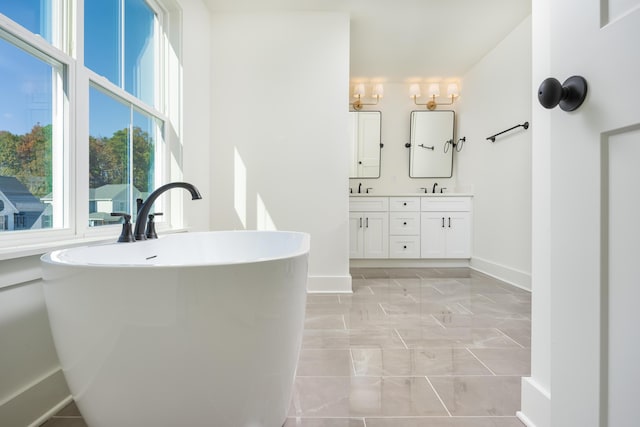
[349,197,389,212]
[389,236,420,258]
[421,196,471,212]
[389,197,420,212]
[389,212,420,235]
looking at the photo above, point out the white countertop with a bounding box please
[349,193,473,197]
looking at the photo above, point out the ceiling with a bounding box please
[203,0,531,83]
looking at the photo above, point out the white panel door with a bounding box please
[548,1,640,425]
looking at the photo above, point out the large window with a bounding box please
[85,0,158,107]
[88,86,161,227]
[0,26,65,232]
[0,1,178,242]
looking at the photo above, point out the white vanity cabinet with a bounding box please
[349,195,471,260]
[349,197,389,258]
[420,197,471,258]
[388,197,420,258]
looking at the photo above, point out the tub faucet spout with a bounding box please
[134,182,202,240]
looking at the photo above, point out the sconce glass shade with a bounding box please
[409,84,421,98]
[353,83,365,98]
[372,83,384,98]
[447,83,459,98]
[427,83,440,98]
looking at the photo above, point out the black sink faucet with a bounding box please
[432,182,438,194]
[358,183,362,193]
[134,182,202,240]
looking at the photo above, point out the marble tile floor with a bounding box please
[42,268,529,427]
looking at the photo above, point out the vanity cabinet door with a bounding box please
[445,212,471,258]
[349,212,389,258]
[362,212,389,258]
[349,213,365,258]
[420,213,447,258]
[420,212,470,258]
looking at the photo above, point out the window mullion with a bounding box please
[120,0,125,89]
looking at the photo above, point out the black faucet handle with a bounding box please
[149,212,163,219]
[420,187,428,193]
[110,212,131,223]
[110,212,135,242]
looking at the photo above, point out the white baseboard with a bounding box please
[0,368,71,427]
[349,259,470,268]
[307,275,352,293]
[517,377,550,427]
[470,256,531,291]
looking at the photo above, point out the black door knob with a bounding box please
[538,76,587,111]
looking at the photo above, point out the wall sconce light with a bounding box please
[410,82,459,110]
[351,83,384,110]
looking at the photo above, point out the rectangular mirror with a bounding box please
[409,110,454,178]
[349,111,381,178]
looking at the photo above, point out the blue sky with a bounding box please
[0,0,154,137]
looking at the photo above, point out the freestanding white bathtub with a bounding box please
[41,231,310,427]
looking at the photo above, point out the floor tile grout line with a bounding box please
[457,302,474,315]
[424,375,452,417]
[478,293,496,303]
[394,328,409,350]
[430,314,447,329]
[494,328,526,349]
[349,348,358,376]
[465,347,497,376]
[362,416,367,427]
[378,302,388,315]
[432,284,446,295]
[342,314,348,331]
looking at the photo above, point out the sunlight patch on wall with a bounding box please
[256,194,276,231]
[234,147,247,228]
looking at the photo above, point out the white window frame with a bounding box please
[0,0,183,253]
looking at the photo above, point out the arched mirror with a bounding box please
[409,110,454,178]
[349,111,381,178]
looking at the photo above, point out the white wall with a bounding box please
[0,1,212,425]
[209,12,351,292]
[456,16,532,290]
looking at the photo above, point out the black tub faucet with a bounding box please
[134,182,202,241]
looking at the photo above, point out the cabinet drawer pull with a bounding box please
[403,222,407,226]
[359,218,362,228]
[366,217,369,228]
[403,245,407,249]
[448,217,451,228]
[442,217,445,228]
[403,202,407,206]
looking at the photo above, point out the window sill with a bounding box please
[0,228,189,262]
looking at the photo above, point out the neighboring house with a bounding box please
[0,176,46,231]
[88,184,145,226]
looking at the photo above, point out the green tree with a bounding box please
[0,124,52,197]
[89,126,153,192]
